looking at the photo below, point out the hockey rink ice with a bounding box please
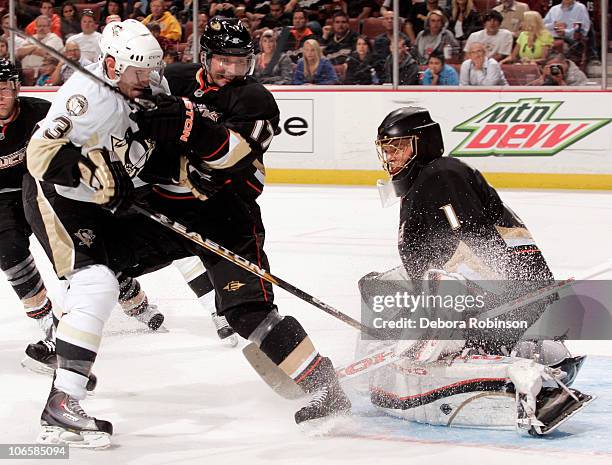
[1,184,611,465]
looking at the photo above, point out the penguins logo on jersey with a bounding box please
[66,95,88,117]
[75,229,95,248]
[110,128,154,177]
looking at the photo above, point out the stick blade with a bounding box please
[242,343,306,399]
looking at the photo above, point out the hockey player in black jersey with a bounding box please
[129,16,352,426]
[359,107,592,435]
[0,59,56,370]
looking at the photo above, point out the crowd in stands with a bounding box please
[0,0,602,86]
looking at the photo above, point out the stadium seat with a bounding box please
[472,0,498,13]
[362,18,386,40]
[349,18,361,34]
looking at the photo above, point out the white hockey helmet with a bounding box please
[99,19,163,81]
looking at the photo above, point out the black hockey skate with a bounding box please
[295,378,352,425]
[212,312,238,347]
[38,387,112,449]
[518,387,594,436]
[132,304,165,331]
[21,340,97,392]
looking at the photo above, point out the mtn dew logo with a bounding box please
[451,98,611,157]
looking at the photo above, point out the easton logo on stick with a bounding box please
[451,98,611,157]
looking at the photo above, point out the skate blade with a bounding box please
[298,410,352,437]
[37,425,111,449]
[221,333,239,348]
[529,394,597,436]
[20,356,54,376]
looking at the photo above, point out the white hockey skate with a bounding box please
[37,388,112,449]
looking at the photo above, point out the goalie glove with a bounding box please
[78,148,135,212]
[131,94,195,143]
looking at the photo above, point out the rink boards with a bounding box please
[21,86,612,190]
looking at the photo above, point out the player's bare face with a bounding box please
[208,54,253,87]
[0,83,18,121]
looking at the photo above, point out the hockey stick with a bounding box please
[130,203,385,339]
[7,26,152,111]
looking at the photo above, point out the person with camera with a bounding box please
[528,53,587,86]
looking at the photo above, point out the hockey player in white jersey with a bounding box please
[23,20,166,448]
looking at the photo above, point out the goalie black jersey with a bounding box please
[397,157,553,281]
[163,63,280,199]
[0,97,50,191]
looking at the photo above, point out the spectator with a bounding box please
[253,29,293,85]
[293,38,338,85]
[528,52,587,85]
[501,11,552,65]
[105,14,122,26]
[209,2,237,18]
[405,0,442,43]
[25,0,62,38]
[380,0,413,18]
[383,37,419,85]
[347,0,378,21]
[142,0,182,41]
[60,2,81,39]
[464,10,513,62]
[2,14,26,50]
[181,12,208,62]
[66,10,101,62]
[16,0,40,28]
[35,56,59,85]
[543,0,590,41]
[17,15,64,74]
[48,40,92,85]
[493,0,529,37]
[322,11,358,65]
[0,37,10,60]
[344,35,379,84]
[163,49,179,64]
[101,0,125,25]
[283,9,317,63]
[422,50,459,84]
[448,0,483,42]
[258,0,292,30]
[374,11,410,64]
[460,41,507,85]
[413,10,459,64]
[146,21,177,53]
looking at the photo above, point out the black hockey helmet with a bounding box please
[200,16,255,79]
[375,107,444,176]
[0,58,20,87]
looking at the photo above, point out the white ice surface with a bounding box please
[1,185,611,465]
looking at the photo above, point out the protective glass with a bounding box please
[206,53,255,79]
[122,64,165,88]
[375,135,417,175]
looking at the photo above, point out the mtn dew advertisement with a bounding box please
[450,98,611,157]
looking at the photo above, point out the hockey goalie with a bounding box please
[356,107,594,436]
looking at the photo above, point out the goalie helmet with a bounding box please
[0,59,20,87]
[99,19,163,82]
[200,16,255,79]
[375,107,444,177]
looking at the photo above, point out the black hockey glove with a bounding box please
[131,94,195,143]
[78,148,135,213]
[185,160,229,200]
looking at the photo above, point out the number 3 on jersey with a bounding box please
[440,204,461,230]
[250,120,274,150]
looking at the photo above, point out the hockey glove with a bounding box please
[131,94,195,143]
[183,157,230,201]
[78,148,135,212]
